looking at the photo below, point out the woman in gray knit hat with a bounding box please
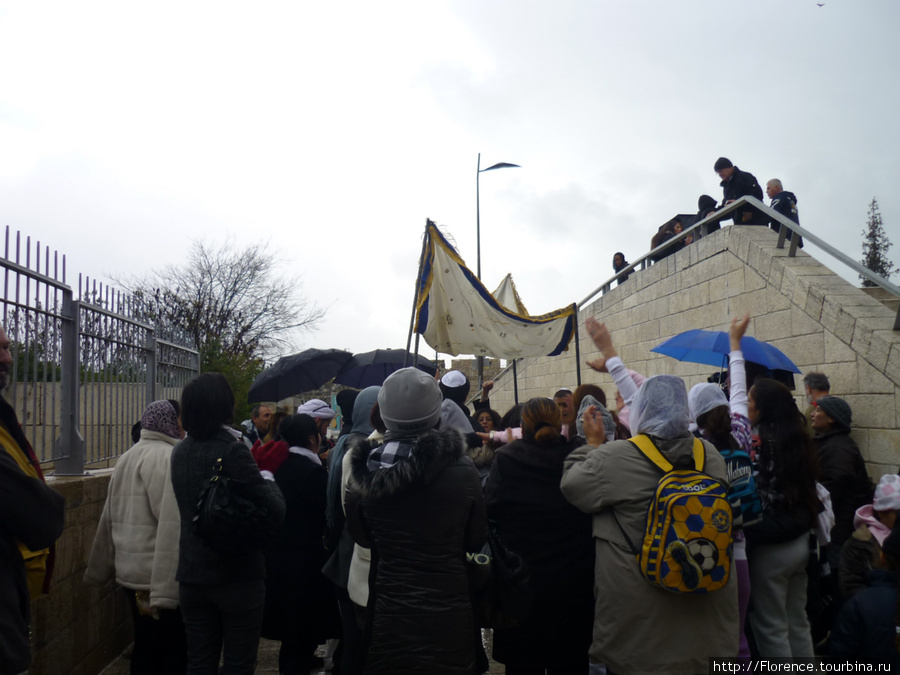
[344,368,488,674]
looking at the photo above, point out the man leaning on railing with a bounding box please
[766,178,803,248]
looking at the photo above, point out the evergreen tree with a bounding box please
[859,197,898,287]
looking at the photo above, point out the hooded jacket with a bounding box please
[560,376,738,673]
[840,520,883,600]
[769,190,799,228]
[345,428,488,674]
[322,386,379,589]
[694,194,721,234]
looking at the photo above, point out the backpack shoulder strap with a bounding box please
[692,437,706,472]
[630,434,707,473]
[629,434,673,473]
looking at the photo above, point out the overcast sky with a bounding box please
[1,1,897,363]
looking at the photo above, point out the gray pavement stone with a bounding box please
[100,632,507,674]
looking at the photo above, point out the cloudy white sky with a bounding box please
[1,1,897,362]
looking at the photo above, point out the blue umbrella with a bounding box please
[651,329,801,373]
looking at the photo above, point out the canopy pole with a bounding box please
[513,359,519,405]
[405,220,432,367]
[574,305,582,386]
[414,330,421,364]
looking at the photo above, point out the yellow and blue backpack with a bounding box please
[616,434,733,593]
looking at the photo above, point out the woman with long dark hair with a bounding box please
[486,397,595,674]
[612,252,630,285]
[170,373,286,674]
[744,377,820,657]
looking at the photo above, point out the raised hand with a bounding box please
[729,313,750,351]
[586,317,617,359]
[586,357,609,373]
[581,404,606,447]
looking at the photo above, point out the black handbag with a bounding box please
[469,524,534,629]
[193,455,272,552]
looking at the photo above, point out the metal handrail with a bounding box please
[578,196,900,329]
[488,195,900,398]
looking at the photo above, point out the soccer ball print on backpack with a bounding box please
[615,434,734,593]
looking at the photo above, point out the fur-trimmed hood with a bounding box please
[348,428,467,499]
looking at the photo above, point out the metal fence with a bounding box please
[0,227,199,474]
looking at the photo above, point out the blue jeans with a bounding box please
[179,579,265,675]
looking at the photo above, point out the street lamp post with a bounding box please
[476,152,520,387]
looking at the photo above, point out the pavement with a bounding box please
[101,631,506,674]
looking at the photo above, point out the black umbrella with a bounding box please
[333,349,438,389]
[248,348,353,402]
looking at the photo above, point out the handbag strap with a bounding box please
[210,456,225,482]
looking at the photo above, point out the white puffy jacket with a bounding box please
[84,430,181,609]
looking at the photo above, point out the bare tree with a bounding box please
[123,239,325,360]
[860,197,898,287]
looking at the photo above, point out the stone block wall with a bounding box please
[487,226,900,479]
[30,472,132,675]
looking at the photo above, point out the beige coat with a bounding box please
[561,435,739,675]
[84,430,181,609]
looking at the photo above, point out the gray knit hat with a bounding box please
[378,367,443,435]
[816,396,852,431]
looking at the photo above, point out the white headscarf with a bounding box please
[630,375,691,439]
[688,383,728,424]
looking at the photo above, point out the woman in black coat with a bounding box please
[485,397,594,675]
[345,368,488,674]
[170,373,286,675]
[259,414,334,675]
[812,396,874,559]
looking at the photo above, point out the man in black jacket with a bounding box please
[714,157,765,225]
[766,178,803,247]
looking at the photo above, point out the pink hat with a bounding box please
[873,474,900,512]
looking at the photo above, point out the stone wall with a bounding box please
[451,358,502,387]
[30,472,132,675]
[487,225,900,479]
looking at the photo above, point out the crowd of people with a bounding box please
[54,304,900,675]
[0,173,888,675]
[614,156,802,279]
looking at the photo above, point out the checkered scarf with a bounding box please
[367,439,415,471]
